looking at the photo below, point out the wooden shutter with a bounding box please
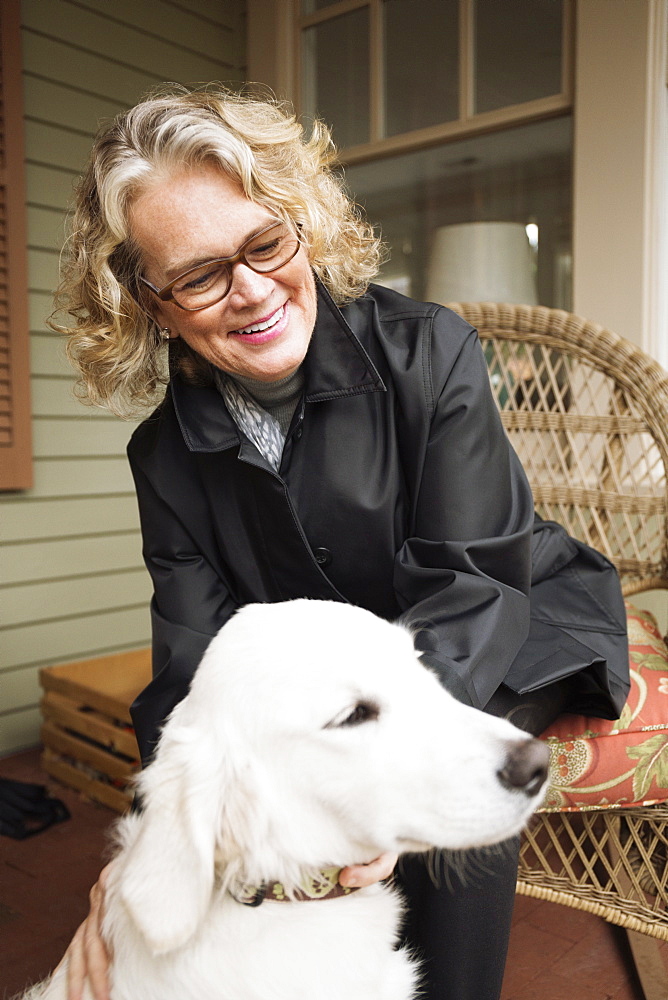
[0,0,32,490]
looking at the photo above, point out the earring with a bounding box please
[160,327,172,340]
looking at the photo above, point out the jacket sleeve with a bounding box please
[128,456,238,764]
[393,320,535,709]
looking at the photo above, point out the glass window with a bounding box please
[344,115,572,309]
[383,0,459,136]
[474,0,563,113]
[301,0,343,12]
[302,9,370,149]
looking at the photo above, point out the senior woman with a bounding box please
[57,86,629,1000]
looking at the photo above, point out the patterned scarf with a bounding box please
[216,373,286,471]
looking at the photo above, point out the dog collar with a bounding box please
[229,866,360,907]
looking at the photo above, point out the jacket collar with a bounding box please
[302,281,385,401]
[170,281,385,453]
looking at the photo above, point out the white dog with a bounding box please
[24,599,549,1000]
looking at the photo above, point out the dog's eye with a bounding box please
[329,701,380,729]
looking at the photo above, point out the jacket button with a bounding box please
[314,547,332,567]
[295,426,303,440]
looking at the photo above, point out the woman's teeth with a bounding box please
[237,305,284,335]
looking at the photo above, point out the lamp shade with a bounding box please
[425,221,538,305]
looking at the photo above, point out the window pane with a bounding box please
[301,0,344,12]
[383,0,459,136]
[474,0,563,113]
[302,9,370,149]
[344,116,572,309]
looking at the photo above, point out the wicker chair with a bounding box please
[450,302,668,999]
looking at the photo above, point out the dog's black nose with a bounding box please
[497,739,550,797]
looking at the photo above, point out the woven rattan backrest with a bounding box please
[448,303,668,596]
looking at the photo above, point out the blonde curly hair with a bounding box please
[53,84,383,417]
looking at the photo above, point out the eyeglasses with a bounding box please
[140,220,301,312]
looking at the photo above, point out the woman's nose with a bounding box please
[227,262,275,304]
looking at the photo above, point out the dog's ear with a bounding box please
[117,719,224,955]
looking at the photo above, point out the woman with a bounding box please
[55,85,629,1000]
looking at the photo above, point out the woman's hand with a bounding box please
[339,852,398,888]
[64,863,113,1000]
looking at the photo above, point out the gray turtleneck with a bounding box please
[227,367,304,437]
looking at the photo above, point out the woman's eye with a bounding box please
[179,266,223,292]
[248,237,282,260]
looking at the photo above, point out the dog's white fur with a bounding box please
[24,600,548,1000]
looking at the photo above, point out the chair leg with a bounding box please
[626,930,668,1000]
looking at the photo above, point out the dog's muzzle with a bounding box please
[497,738,550,797]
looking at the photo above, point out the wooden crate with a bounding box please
[39,649,151,813]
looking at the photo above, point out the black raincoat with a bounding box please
[128,283,629,764]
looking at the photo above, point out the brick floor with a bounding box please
[1,748,111,998]
[501,892,660,1000]
[1,748,667,999]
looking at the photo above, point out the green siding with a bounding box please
[0,496,141,540]
[1,0,246,754]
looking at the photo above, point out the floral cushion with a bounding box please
[540,603,668,812]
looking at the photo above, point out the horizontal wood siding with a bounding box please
[0,0,246,755]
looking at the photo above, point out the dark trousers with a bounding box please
[395,678,576,1000]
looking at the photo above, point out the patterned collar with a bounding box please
[215,373,285,471]
[228,866,360,907]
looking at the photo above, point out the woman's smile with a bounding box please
[232,302,287,341]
